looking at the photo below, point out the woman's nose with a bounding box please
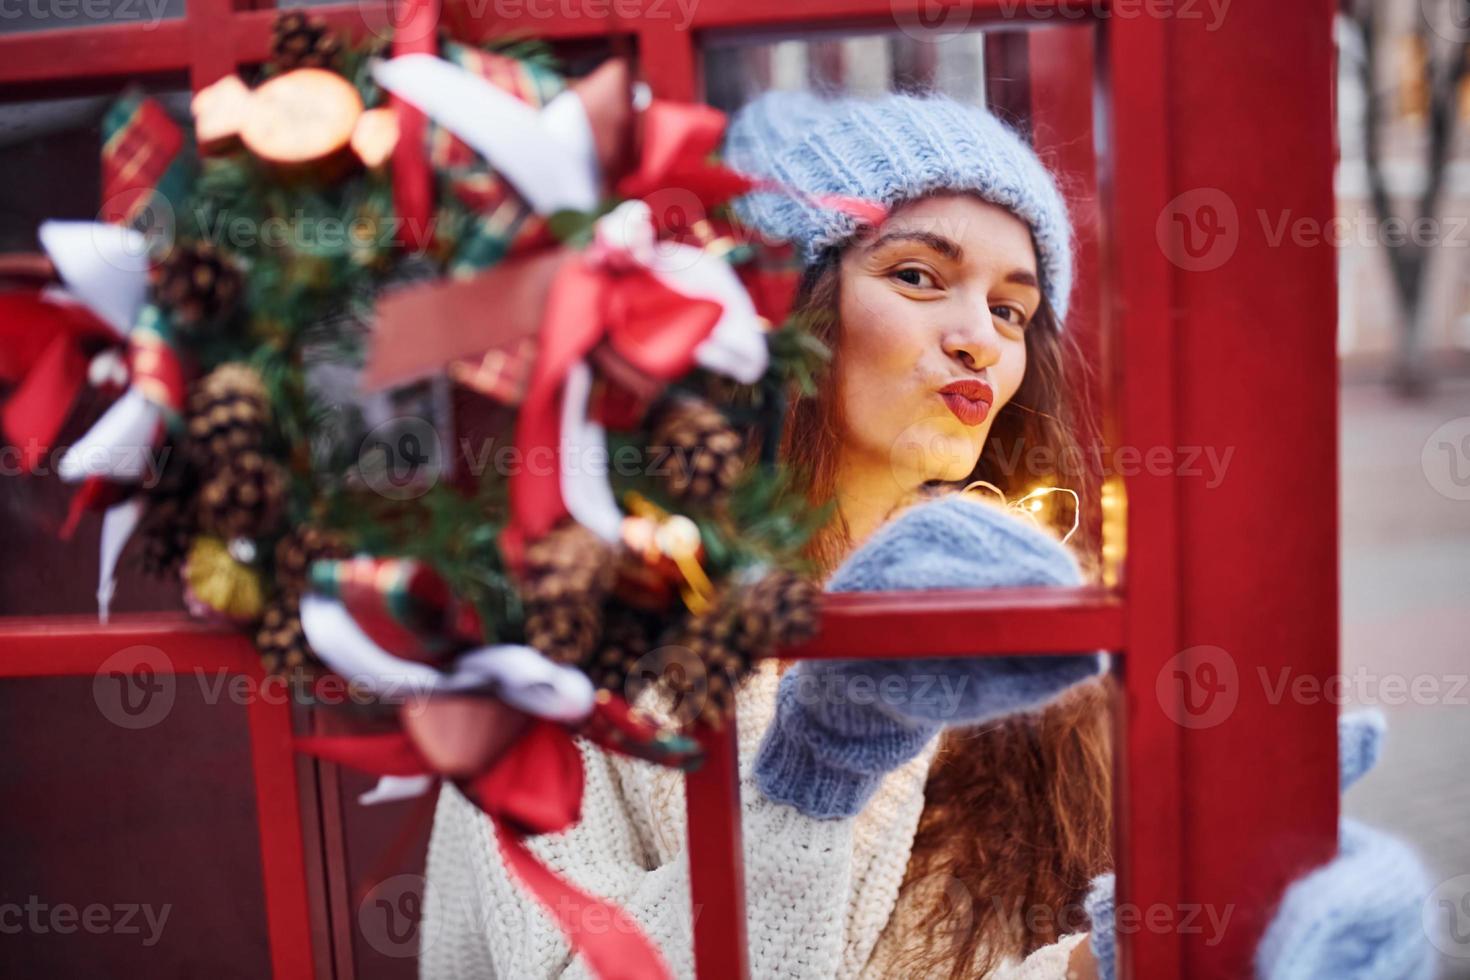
[941,314,1003,372]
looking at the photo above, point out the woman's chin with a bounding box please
[886,419,985,487]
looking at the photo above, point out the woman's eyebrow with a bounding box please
[865,230,963,261]
[1005,269,1040,289]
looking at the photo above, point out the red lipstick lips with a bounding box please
[938,379,994,426]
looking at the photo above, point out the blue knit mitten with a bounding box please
[1085,711,1436,980]
[754,495,1104,818]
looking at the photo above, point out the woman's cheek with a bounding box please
[840,284,924,374]
[840,292,933,435]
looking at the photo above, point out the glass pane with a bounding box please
[694,26,1118,977]
[0,0,184,35]
[702,23,1114,584]
[0,83,191,617]
[0,674,271,976]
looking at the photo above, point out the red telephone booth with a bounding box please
[0,1,1339,977]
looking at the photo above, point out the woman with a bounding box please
[420,89,1112,978]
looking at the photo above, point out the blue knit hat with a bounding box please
[723,90,1075,323]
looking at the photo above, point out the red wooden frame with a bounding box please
[0,1,1340,977]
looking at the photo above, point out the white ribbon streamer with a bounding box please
[298,595,594,721]
[441,644,594,722]
[358,774,436,806]
[370,54,601,215]
[299,594,446,701]
[56,386,164,484]
[38,221,150,337]
[559,359,625,544]
[96,496,146,623]
[651,241,769,385]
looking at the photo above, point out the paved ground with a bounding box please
[1339,376,1470,978]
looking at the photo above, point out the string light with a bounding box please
[959,479,1081,545]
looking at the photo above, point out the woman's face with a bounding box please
[836,193,1041,488]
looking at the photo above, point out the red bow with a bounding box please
[500,255,722,570]
[616,99,755,214]
[0,291,114,473]
[299,714,677,980]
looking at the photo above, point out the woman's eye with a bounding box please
[891,267,935,288]
[992,305,1029,328]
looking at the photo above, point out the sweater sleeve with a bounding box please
[755,494,1105,818]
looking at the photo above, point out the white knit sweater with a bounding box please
[419,661,1087,979]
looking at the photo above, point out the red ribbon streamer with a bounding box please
[390,0,441,252]
[297,721,673,980]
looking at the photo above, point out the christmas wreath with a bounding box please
[0,12,888,976]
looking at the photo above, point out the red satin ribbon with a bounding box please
[617,99,729,202]
[297,721,674,980]
[502,260,722,569]
[0,292,113,472]
[390,0,440,252]
[499,99,746,566]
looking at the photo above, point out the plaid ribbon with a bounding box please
[126,304,187,418]
[100,92,192,229]
[309,556,483,663]
[434,42,564,274]
[448,334,537,406]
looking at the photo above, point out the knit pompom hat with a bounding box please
[723,89,1075,323]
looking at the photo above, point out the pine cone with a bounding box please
[152,240,242,329]
[139,494,199,579]
[136,443,202,578]
[520,523,618,665]
[274,524,345,600]
[198,450,286,540]
[664,601,748,730]
[256,597,319,675]
[187,363,270,474]
[269,11,342,73]
[587,603,658,695]
[731,570,821,650]
[648,398,745,506]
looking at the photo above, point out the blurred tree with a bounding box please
[1341,0,1470,395]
